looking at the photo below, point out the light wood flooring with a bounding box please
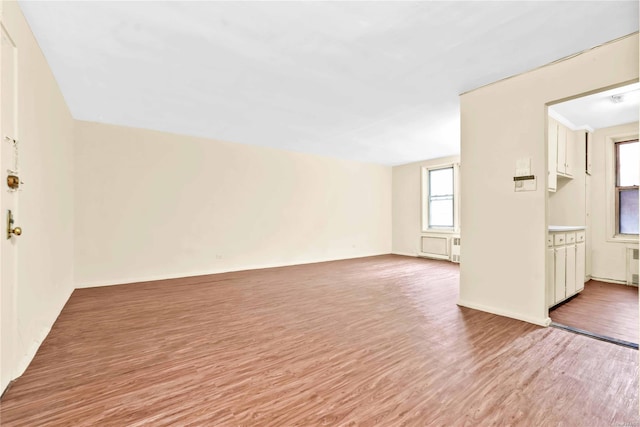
[1,255,638,426]
[550,280,638,345]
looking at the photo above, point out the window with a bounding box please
[616,140,639,235]
[423,166,455,230]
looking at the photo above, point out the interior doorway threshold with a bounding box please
[550,322,638,350]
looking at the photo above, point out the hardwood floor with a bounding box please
[1,255,638,426]
[550,280,639,345]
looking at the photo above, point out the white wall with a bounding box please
[1,1,75,392]
[459,34,638,326]
[590,121,639,283]
[74,121,392,287]
[392,155,460,256]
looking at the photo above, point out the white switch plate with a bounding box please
[515,176,536,192]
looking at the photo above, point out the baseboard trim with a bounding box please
[76,253,392,289]
[417,252,450,261]
[457,299,551,327]
[390,251,417,257]
[15,328,53,379]
[13,285,74,381]
[590,276,636,286]
[392,252,459,264]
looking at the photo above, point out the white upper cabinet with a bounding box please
[548,116,575,192]
[557,123,567,175]
[559,125,574,177]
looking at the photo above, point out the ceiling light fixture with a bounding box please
[610,94,624,104]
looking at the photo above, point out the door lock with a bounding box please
[7,174,20,189]
[6,210,21,239]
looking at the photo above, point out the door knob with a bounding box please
[6,210,21,239]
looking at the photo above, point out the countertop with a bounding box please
[548,225,586,232]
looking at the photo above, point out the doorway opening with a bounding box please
[546,81,639,349]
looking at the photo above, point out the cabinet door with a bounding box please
[548,120,558,192]
[566,244,576,296]
[557,124,567,174]
[547,247,555,308]
[575,242,585,292]
[554,246,566,303]
[564,128,574,177]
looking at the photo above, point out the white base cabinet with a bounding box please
[553,245,566,303]
[566,243,576,296]
[548,229,586,308]
[575,239,585,292]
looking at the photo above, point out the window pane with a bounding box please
[618,141,639,187]
[429,167,453,196]
[619,189,639,234]
[429,198,453,228]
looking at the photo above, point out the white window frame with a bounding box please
[605,132,639,243]
[421,163,460,233]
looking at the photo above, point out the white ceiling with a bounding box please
[18,1,639,165]
[550,82,640,131]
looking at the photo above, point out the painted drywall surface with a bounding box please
[74,121,392,287]
[392,155,460,256]
[549,129,586,226]
[1,1,75,390]
[590,122,639,283]
[459,34,638,326]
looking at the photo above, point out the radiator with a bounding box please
[626,247,639,286]
[451,237,461,263]
[419,235,449,260]
[418,235,460,262]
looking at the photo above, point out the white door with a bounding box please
[1,24,19,393]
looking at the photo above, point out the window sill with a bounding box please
[422,228,458,235]
[606,235,639,244]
